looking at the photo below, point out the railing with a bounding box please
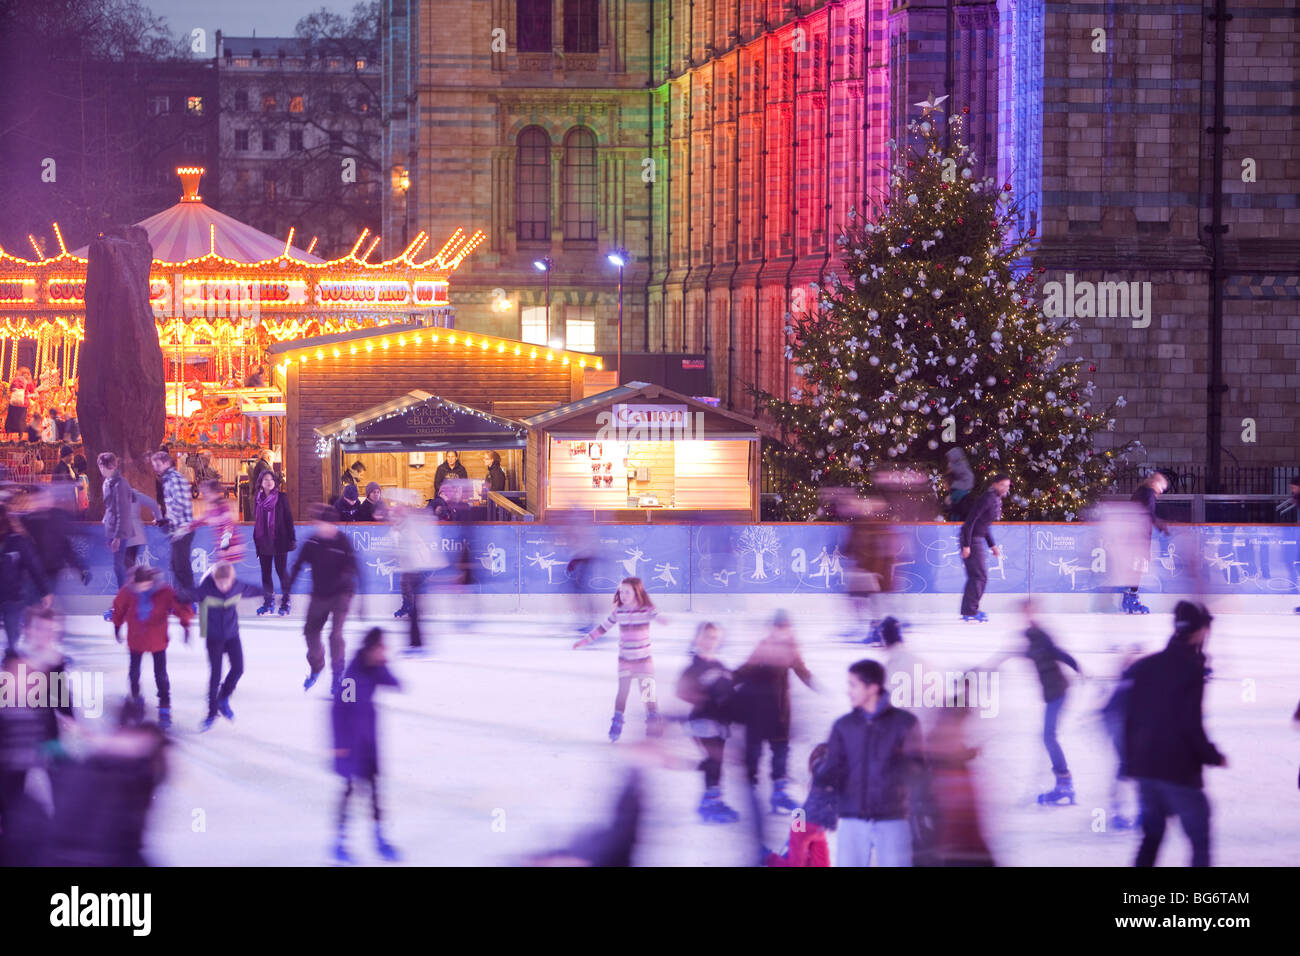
[1110,462,1295,496]
[486,490,533,522]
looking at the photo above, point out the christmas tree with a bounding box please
[754,99,1136,521]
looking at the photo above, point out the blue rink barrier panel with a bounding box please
[52,522,1300,599]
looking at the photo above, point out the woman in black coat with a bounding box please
[252,470,296,615]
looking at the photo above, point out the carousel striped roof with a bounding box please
[71,200,324,264]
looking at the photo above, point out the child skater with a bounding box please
[331,627,401,865]
[112,566,193,729]
[676,622,739,823]
[192,479,246,567]
[189,561,263,732]
[763,744,836,867]
[574,577,664,742]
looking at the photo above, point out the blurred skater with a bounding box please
[17,486,91,593]
[841,495,897,644]
[390,493,444,656]
[193,479,246,569]
[1124,601,1226,867]
[331,627,401,865]
[0,648,53,864]
[676,622,738,823]
[574,577,664,742]
[943,448,976,521]
[1099,643,1143,829]
[818,659,928,867]
[289,505,359,696]
[762,744,836,867]
[1123,472,1170,614]
[112,566,193,729]
[959,475,1010,623]
[99,453,159,617]
[731,611,816,815]
[924,692,995,866]
[189,561,263,732]
[0,503,51,652]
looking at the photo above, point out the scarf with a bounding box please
[255,489,279,544]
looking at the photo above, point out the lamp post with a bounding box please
[533,256,553,345]
[607,248,628,380]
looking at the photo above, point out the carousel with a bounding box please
[0,166,482,487]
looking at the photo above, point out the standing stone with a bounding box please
[79,225,165,517]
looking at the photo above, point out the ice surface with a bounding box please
[54,601,1300,866]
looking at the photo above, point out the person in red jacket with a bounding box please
[112,566,193,729]
[764,744,835,867]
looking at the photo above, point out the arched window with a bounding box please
[515,127,551,241]
[562,128,597,241]
[564,0,598,53]
[517,0,553,53]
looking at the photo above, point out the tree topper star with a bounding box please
[915,91,950,116]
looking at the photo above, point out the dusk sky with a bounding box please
[148,0,349,43]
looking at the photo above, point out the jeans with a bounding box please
[206,637,244,719]
[837,817,913,867]
[112,544,142,590]
[743,731,789,786]
[960,541,988,616]
[1043,694,1069,776]
[259,552,289,602]
[1135,778,1211,867]
[170,533,196,596]
[0,602,23,651]
[400,571,424,649]
[694,737,725,789]
[305,592,352,679]
[128,649,170,708]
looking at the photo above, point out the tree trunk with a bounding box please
[79,225,164,518]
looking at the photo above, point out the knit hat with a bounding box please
[1172,600,1213,637]
[879,616,903,647]
[364,481,382,498]
[341,483,359,502]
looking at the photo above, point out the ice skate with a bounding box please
[375,826,401,862]
[157,706,171,730]
[608,711,624,742]
[961,611,989,623]
[1111,811,1135,830]
[698,788,740,824]
[861,620,885,646]
[255,599,274,616]
[102,609,113,622]
[332,841,356,866]
[1122,591,1149,615]
[393,601,411,619]
[1037,773,1076,806]
[217,697,234,721]
[303,670,322,691]
[277,596,291,616]
[770,779,799,814]
[200,715,216,733]
[399,646,428,658]
[645,712,664,738]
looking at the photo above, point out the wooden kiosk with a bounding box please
[524,382,763,522]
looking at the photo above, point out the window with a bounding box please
[289,94,304,113]
[355,95,369,112]
[234,169,250,198]
[517,0,552,53]
[329,92,343,112]
[290,171,304,197]
[149,94,170,115]
[234,129,250,151]
[186,95,204,115]
[521,306,549,345]
[289,129,304,152]
[515,127,550,241]
[564,0,599,53]
[562,128,597,241]
[233,57,251,68]
[328,58,343,69]
[183,133,204,152]
[234,90,248,111]
[262,130,276,151]
[262,94,277,112]
[565,307,596,353]
[263,174,278,201]
[355,58,367,70]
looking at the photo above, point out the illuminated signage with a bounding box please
[0,279,37,303]
[413,280,449,307]
[315,280,411,306]
[46,277,86,303]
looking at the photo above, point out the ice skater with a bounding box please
[731,610,816,814]
[989,598,1083,806]
[289,505,360,696]
[1123,472,1170,614]
[190,561,263,732]
[1123,601,1226,867]
[251,469,295,616]
[331,627,401,865]
[762,744,836,867]
[389,494,443,656]
[112,566,192,729]
[193,479,246,567]
[1099,643,1143,829]
[959,474,1010,622]
[675,622,738,823]
[573,577,664,742]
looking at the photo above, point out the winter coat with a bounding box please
[1130,486,1169,537]
[356,498,387,522]
[334,488,362,521]
[765,823,831,867]
[944,450,975,493]
[959,489,1002,549]
[432,460,468,497]
[331,659,399,779]
[21,507,87,579]
[676,655,734,733]
[252,490,296,556]
[111,583,192,653]
[289,533,359,597]
[845,518,896,594]
[485,463,507,493]
[157,466,193,538]
[819,700,927,821]
[102,475,152,548]
[188,576,262,644]
[1122,638,1225,788]
[0,532,49,605]
[731,633,814,739]
[1022,626,1080,702]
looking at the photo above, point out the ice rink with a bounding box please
[54,600,1300,867]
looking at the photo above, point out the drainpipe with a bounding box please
[646,0,656,351]
[659,0,672,352]
[1205,0,1231,494]
[781,17,803,421]
[817,3,836,290]
[727,39,741,410]
[944,0,954,153]
[679,2,696,352]
[754,29,769,417]
[702,52,717,388]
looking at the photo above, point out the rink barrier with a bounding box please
[49,521,1300,604]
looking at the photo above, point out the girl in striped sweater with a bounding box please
[574,577,664,742]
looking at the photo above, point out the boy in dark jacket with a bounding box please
[676,622,738,823]
[188,561,263,732]
[819,658,928,867]
[1123,601,1226,867]
[290,506,359,695]
[958,475,1010,622]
